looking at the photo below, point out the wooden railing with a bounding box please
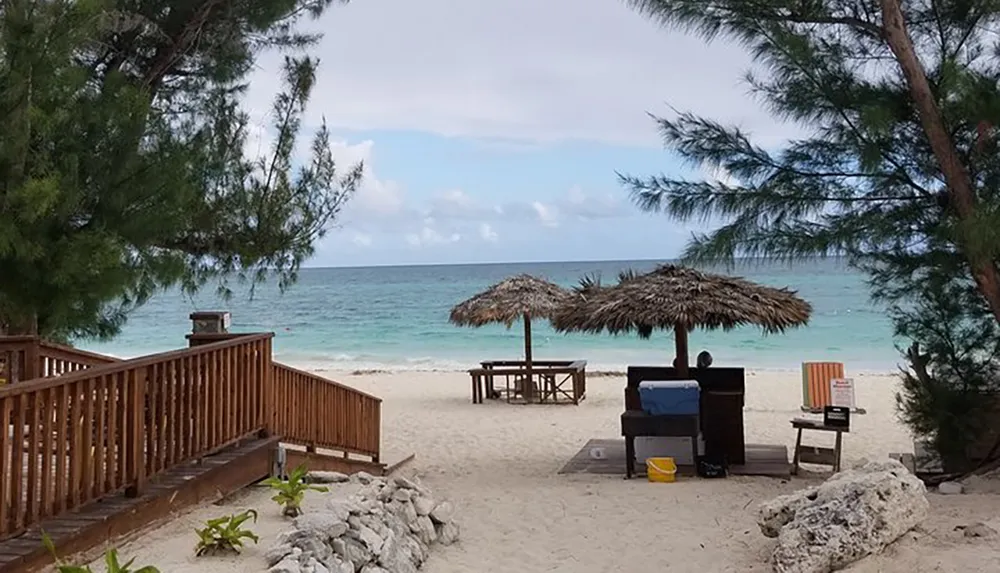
[0,337,118,384]
[271,362,381,461]
[0,334,273,540]
[38,340,120,377]
[0,336,37,385]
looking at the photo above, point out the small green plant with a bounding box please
[194,509,260,556]
[43,532,159,573]
[261,464,328,517]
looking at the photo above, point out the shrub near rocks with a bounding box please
[266,471,460,573]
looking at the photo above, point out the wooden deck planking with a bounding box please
[0,435,279,573]
[559,438,791,478]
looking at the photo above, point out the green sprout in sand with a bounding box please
[262,464,329,517]
[43,532,159,573]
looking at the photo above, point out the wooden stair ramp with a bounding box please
[0,435,280,573]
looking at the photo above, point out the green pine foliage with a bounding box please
[893,274,1000,470]
[623,1,1000,461]
[0,0,361,339]
[621,0,999,280]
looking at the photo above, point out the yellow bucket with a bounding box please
[646,457,677,483]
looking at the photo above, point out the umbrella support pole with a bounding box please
[524,313,534,403]
[674,323,690,379]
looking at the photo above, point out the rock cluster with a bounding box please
[758,459,928,573]
[266,471,459,573]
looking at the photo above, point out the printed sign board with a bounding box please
[824,405,851,429]
[830,378,856,409]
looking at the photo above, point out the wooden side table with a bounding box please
[791,418,847,474]
[621,411,700,479]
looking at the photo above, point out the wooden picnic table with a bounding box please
[468,360,587,404]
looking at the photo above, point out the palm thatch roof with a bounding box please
[551,264,811,338]
[450,274,570,328]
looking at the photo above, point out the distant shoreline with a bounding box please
[80,347,903,377]
[318,365,901,377]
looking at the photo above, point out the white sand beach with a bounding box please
[70,369,1000,572]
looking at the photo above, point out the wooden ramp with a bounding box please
[559,438,791,478]
[0,435,279,573]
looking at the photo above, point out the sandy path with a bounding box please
[64,369,1000,572]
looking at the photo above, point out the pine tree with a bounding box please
[621,0,1000,320]
[0,0,361,339]
[623,0,1000,467]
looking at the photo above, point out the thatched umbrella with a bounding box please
[551,264,812,378]
[450,274,570,376]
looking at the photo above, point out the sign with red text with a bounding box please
[830,378,856,410]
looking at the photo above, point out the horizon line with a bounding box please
[302,254,846,271]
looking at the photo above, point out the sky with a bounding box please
[243,0,798,267]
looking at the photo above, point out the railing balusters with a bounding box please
[0,396,11,531]
[40,387,54,517]
[106,373,119,492]
[125,367,146,498]
[0,332,383,542]
[270,362,381,460]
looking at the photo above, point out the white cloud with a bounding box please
[283,137,635,259]
[426,189,505,221]
[404,227,461,248]
[350,233,372,247]
[326,140,406,218]
[561,186,627,220]
[531,201,559,228]
[479,223,499,243]
[243,0,798,148]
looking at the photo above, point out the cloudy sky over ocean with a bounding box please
[243,0,798,267]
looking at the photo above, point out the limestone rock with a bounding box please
[295,511,349,540]
[305,557,330,573]
[326,499,360,521]
[938,481,964,495]
[412,496,435,516]
[333,535,372,570]
[351,523,385,555]
[436,521,460,545]
[758,459,928,573]
[322,556,355,573]
[270,557,303,573]
[265,542,295,567]
[429,501,454,524]
[399,500,418,525]
[960,522,996,538]
[309,471,351,484]
[414,515,437,545]
[392,475,422,492]
[273,471,458,573]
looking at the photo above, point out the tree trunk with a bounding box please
[0,309,38,335]
[879,0,1000,324]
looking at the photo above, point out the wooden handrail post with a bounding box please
[23,337,40,381]
[125,367,148,498]
[373,401,382,464]
[261,337,273,437]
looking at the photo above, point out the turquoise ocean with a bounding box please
[79,258,902,373]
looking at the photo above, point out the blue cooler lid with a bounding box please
[638,380,700,390]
